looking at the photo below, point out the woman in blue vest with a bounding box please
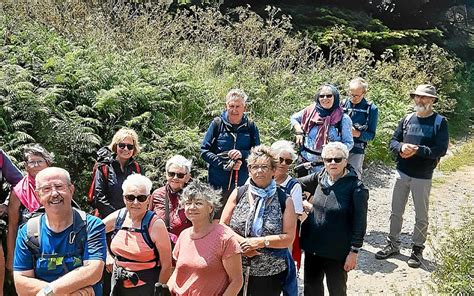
[201,89,260,218]
[291,84,353,177]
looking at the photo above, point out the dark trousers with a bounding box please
[238,270,286,296]
[304,253,347,296]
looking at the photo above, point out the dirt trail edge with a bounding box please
[345,164,474,295]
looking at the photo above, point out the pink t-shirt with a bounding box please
[170,224,241,296]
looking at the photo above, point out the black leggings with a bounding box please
[238,270,286,296]
[304,253,347,296]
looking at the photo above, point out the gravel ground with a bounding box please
[297,163,474,295]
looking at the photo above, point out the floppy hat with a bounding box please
[410,84,438,102]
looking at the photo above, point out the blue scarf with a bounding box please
[249,179,277,237]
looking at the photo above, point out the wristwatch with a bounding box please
[350,246,360,254]
[263,237,270,247]
[43,285,54,296]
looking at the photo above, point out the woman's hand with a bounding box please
[242,250,261,258]
[344,252,358,272]
[105,254,114,273]
[302,200,313,214]
[295,135,304,147]
[240,237,262,253]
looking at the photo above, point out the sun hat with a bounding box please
[410,84,438,102]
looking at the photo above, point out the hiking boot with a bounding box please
[375,243,400,259]
[407,246,423,268]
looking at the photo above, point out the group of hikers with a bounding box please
[0,78,449,296]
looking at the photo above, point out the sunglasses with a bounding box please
[279,157,294,165]
[323,157,344,163]
[319,94,333,99]
[167,171,186,179]
[118,143,134,150]
[124,194,148,202]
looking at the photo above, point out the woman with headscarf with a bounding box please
[291,84,353,176]
[6,144,53,271]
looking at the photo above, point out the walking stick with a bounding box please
[243,258,251,296]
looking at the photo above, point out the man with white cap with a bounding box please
[375,84,449,268]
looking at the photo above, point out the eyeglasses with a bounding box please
[37,183,68,194]
[27,160,46,168]
[118,143,134,150]
[319,94,333,99]
[323,157,345,164]
[167,171,186,179]
[350,93,364,98]
[124,194,148,202]
[249,165,270,172]
[279,157,294,165]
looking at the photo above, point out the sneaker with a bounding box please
[375,244,400,259]
[407,246,423,268]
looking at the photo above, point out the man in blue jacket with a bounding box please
[200,89,260,217]
[375,84,449,268]
[343,77,379,178]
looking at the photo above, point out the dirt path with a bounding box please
[297,163,474,295]
[348,164,473,294]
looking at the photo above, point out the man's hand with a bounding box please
[344,252,358,272]
[351,127,361,138]
[233,160,242,171]
[295,135,304,147]
[400,143,418,159]
[228,149,242,160]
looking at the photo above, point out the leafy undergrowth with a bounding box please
[439,139,474,173]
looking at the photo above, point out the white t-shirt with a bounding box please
[280,176,304,214]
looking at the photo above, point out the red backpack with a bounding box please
[86,147,141,211]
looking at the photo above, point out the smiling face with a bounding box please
[249,156,276,188]
[184,198,213,224]
[26,154,49,179]
[123,183,150,215]
[349,86,365,105]
[166,164,191,192]
[323,148,348,180]
[275,151,293,177]
[318,86,335,110]
[36,169,74,215]
[226,98,246,124]
[116,136,134,163]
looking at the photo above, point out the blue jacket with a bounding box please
[200,111,260,191]
[343,98,379,154]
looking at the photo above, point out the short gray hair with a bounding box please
[122,174,153,195]
[24,144,54,165]
[321,142,349,159]
[36,167,71,187]
[225,88,248,104]
[349,77,368,92]
[181,180,221,211]
[165,155,192,174]
[270,140,297,161]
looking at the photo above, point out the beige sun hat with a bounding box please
[410,84,438,102]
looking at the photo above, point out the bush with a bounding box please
[432,215,474,294]
[0,1,470,207]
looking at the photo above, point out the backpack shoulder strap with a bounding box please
[25,214,43,258]
[164,190,170,230]
[133,161,141,174]
[403,112,416,132]
[69,209,87,252]
[141,210,156,250]
[276,187,287,214]
[210,117,223,149]
[434,114,444,136]
[235,184,249,204]
[113,208,128,238]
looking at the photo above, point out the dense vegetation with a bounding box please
[0,1,472,201]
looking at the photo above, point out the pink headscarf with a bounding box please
[301,103,343,151]
[13,174,41,213]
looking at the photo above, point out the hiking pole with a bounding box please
[243,257,251,296]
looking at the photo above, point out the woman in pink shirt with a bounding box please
[167,180,243,296]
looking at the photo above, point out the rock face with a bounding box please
[297,164,474,295]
